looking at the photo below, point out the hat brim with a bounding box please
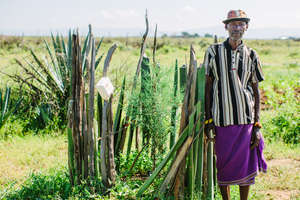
[223,17,250,24]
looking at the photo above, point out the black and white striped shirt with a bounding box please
[203,38,264,127]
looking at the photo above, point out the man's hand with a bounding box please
[250,126,261,150]
[204,122,215,140]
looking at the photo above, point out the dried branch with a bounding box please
[103,44,118,76]
[133,10,149,88]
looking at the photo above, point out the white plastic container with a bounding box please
[95,77,114,101]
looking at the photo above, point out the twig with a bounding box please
[128,142,150,173]
[153,24,157,67]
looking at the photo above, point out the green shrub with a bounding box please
[0,166,161,199]
[0,36,23,51]
[271,114,299,144]
[259,49,271,55]
[288,52,299,58]
[263,104,299,144]
[1,170,72,199]
[0,118,28,139]
[0,169,108,200]
[288,62,300,68]
[119,149,153,176]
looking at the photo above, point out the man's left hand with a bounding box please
[250,126,261,150]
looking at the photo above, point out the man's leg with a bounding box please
[219,185,230,200]
[239,185,250,200]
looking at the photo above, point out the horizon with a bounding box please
[1,0,300,39]
[2,27,299,40]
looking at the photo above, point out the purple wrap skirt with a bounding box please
[215,124,267,186]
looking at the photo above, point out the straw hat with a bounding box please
[223,10,250,24]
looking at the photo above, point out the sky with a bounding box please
[1,0,300,38]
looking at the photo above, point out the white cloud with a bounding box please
[182,5,196,12]
[77,8,143,29]
[115,9,139,18]
[100,10,115,19]
[100,9,140,20]
[169,5,205,30]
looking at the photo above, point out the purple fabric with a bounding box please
[215,124,267,186]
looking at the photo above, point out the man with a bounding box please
[203,10,267,200]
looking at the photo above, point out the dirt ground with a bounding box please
[254,158,300,200]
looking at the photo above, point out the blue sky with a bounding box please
[1,0,300,38]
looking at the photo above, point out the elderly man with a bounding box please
[203,10,267,200]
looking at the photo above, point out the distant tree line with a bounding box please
[162,32,213,38]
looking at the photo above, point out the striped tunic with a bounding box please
[203,38,264,127]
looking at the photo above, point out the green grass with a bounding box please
[0,134,67,188]
[0,134,298,199]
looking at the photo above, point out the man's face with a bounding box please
[226,21,248,41]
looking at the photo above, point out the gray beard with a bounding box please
[229,33,243,42]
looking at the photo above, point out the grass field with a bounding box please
[0,135,299,199]
[0,35,299,199]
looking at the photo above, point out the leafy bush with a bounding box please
[266,113,300,144]
[260,49,271,55]
[288,52,299,58]
[119,149,153,176]
[198,40,210,49]
[0,36,23,51]
[1,170,72,199]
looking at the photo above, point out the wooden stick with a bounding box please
[173,45,197,199]
[132,10,149,89]
[159,136,193,194]
[88,35,96,177]
[107,98,116,185]
[137,109,199,197]
[119,10,149,159]
[101,43,118,187]
[153,24,157,67]
[72,32,83,184]
[101,101,109,186]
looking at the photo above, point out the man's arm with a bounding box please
[204,75,214,138]
[205,75,213,121]
[251,81,261,149]
[252,82,260,123]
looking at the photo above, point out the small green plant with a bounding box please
[119,149,153,176]
[288,52,299,58]
[260,49,271,55]
[0,86,22,130]
[198,40,210,49]
[288,62,300,68]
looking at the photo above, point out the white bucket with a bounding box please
[95,77,114,101]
